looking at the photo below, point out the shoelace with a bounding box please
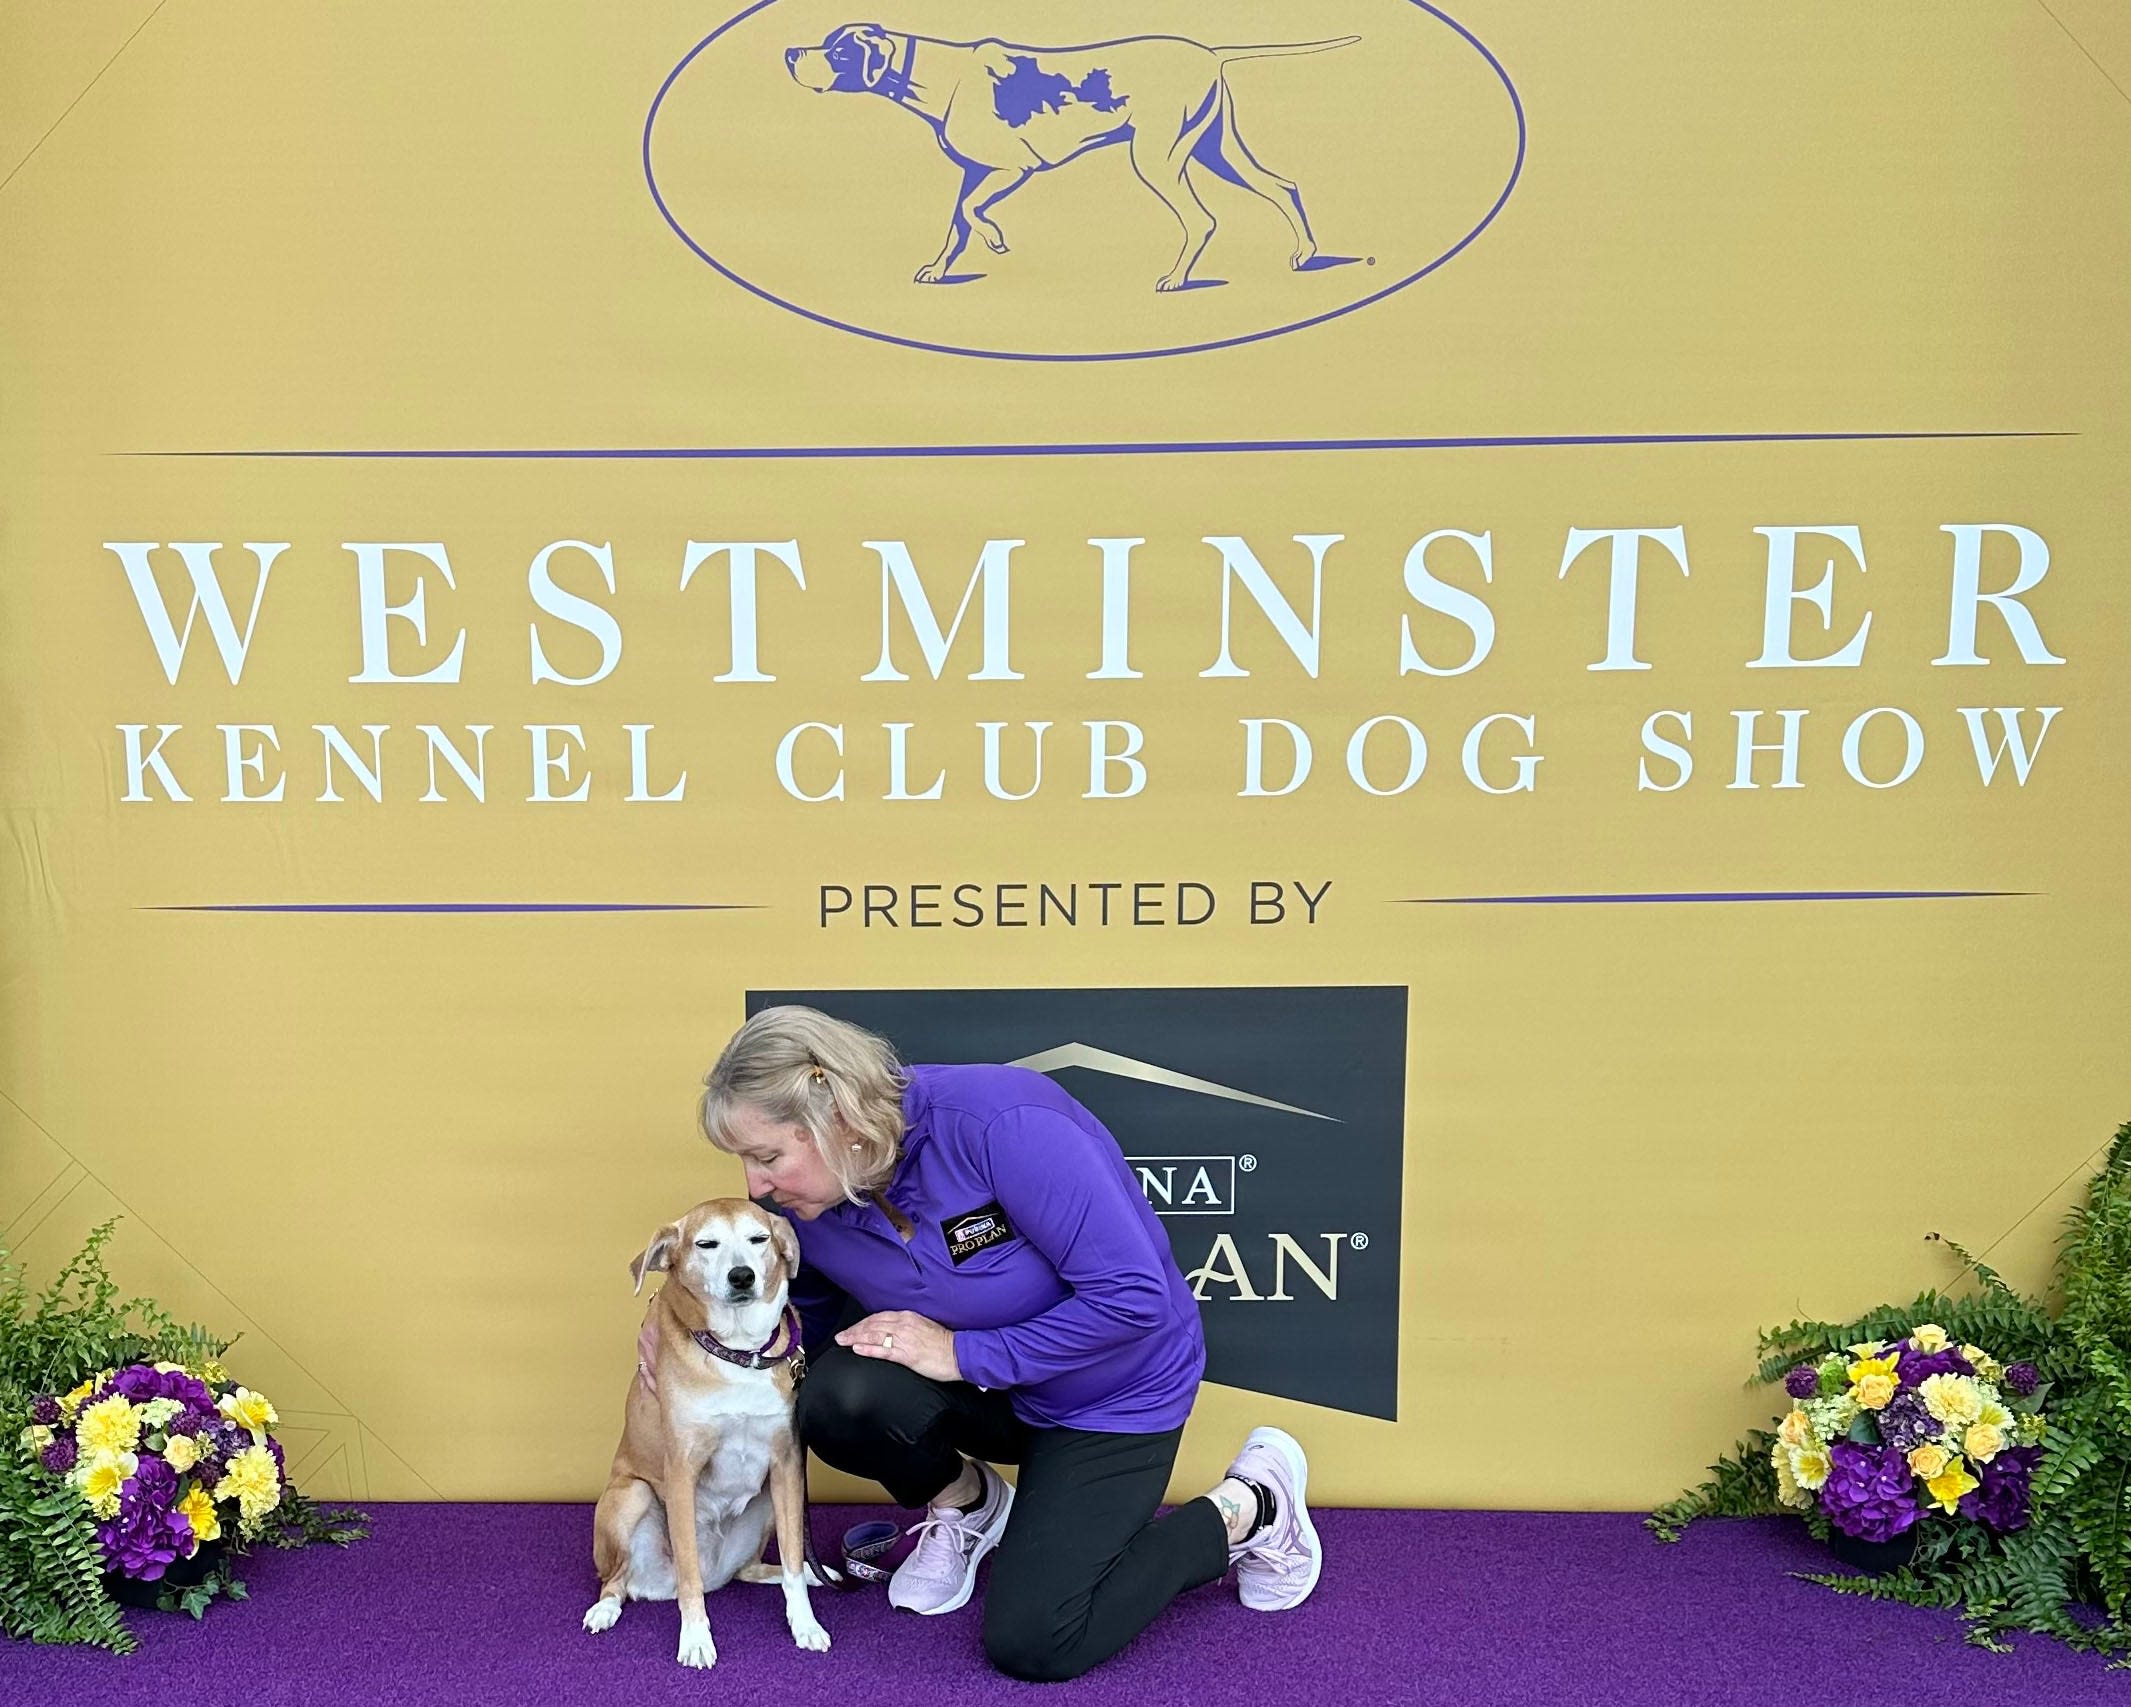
[905,1508,985,1560]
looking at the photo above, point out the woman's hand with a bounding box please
[836,1310,961,1384]
[636,1310,662,1397]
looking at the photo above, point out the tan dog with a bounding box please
[582,1198,830,1668]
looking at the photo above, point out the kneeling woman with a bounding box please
[655,1005,1321,1682]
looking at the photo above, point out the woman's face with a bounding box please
[727,1101,847,1220]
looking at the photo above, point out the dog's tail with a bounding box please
[1216,36,1361,64]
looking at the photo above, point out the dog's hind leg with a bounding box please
[1129,130,1221,291]
[585,1475,658,1631]
[1193,83,1318,268]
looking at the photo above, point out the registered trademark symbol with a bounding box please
[1238,1154,1258,1173]
[1366,256,1376,266]
[1349,1232,1369,1251]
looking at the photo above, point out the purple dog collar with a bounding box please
[838,1519,912,1585]
[691,1305,805,1377]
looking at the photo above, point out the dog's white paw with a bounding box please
[676,1623,717,1669]
[789,1614,831,1653]
[582,1596,621,1633]
[915,263,947,284]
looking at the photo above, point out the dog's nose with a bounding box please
[727,1266,756,1291]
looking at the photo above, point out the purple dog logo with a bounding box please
[783,24,1361,291]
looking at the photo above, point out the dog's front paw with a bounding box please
[1290,247,1318,271]
[1155,272,1188,292]
[676,1623,718,1669]
[582,1596,621,1633]
[914,263,948,284]
[789,1613,832,1653]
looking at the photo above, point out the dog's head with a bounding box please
[630,1197,800,1312]
[784,24,898,95]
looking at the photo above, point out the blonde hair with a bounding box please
[699,1005,910,1201]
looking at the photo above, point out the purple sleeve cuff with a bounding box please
[954,1328,1011,1391]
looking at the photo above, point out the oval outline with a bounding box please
[643,0,1527,363]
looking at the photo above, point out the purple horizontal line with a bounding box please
[141,902,763,914]
[124,429,2067,462]
[1394,890,2033,905]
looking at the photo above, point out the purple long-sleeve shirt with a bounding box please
[785,1062,1205,1433]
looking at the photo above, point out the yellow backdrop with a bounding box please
[4,0,2128,1506]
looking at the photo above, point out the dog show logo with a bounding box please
[646,3,1525,360]
[747,985,1407,1418]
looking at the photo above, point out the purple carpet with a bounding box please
[2,1505,2120,1703]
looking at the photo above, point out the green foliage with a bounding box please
[1650,1120,2131,1662]
[0,1218,369,1652]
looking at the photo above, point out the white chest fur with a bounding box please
[674,1369,791,1520]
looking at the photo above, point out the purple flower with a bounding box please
[1894,1344,1975,1387]
[110,1364,214,1411]
[2004,1362,2040,1396]
[1959,1444,2042,1533]
[40,1435,78,1473]
[1819,1441,1924,1543]
[98,1455,196,1580]
[1784,1365,1820,1399]
[30,1394,61,1427]
[1876,1389,1940,1454]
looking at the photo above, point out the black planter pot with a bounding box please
[1825,1524,1919,1576]
[105,1540,224,1609]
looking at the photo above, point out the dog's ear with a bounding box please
[856,24,892,87]
[629,1222,681,1295]
[767,1213,801,1281]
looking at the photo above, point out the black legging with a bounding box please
[796,1343,1229,1682]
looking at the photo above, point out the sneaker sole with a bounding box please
[1240,1426,1320,1612]
[898,1476,1015,1617]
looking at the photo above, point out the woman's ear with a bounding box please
[769,1213,801,1280]
[630,1222,680,1295]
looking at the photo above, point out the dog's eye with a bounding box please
[693,1238,720,1250]
[748,1234,770,1246]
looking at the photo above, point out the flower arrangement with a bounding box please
[1766,1325,2049,1546]
[2,1220,366,1650]
[22,1360,291,1586]
[1652,1118,2131,1661]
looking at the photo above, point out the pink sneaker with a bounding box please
[1224,1427,1322,1611]
[887,1461,1014,1616]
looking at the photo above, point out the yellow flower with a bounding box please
[175,1486,221,1543]
[1977,1399,2014,1434]
[1770,1442,1812,1509]
[1789,1445,1832,1491]
[1962,1345,2004,1382]
[1908,1444,1951,1479]
[59,1378,97,1421]
[1847,1351,1901,1387]
[1964,1423,2006,1463]
[152,1361,186,1374]
[214,1444,281,1521]
[73,1450,138,1518]
[1918,1373,1984,1429]
[164,1434,199,1473]
[1854,1374,1898,1411]
[1777,1409,1816,1449]
[218,1387,277,1441]
[75,1395,141,1458]
[1910,1324,1950,1353]
[1846,1340,1888,1359]
[201,1360,228,1384]
[1926,1459,1980,1514]
[20,1424,53,1456]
